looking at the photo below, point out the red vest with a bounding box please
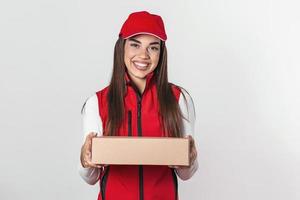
[96,73,181,200]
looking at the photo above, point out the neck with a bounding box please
[131,76,146,94]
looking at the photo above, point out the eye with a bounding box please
[130,43,140,48]
[149,46,159,51]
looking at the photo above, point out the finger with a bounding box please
[193,149,197,158]
[81,145,90,159]
[84,151,91,158]
[171,165,189,169]
[82,157,90,168]
[85,132,97,141]
[96,164,108,168]
[184,135,194,146]
[84,132,97,148]
[188,135,195,147]
[86,160,102,168]
[168,165,179,169]
[81,152,92,167]
[190,149,198,164]
[82,151,104,169]
[190,158,195,166]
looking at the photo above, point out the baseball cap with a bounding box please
[119,11,167,41]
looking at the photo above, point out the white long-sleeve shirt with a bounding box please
[78,89,199,185]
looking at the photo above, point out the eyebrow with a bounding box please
[128,38,160,45]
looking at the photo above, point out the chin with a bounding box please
[130,70,149,79]
[133,73,148,80]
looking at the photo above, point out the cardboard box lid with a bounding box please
[92,136,190,166]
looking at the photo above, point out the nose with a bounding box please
[138,47,150,59]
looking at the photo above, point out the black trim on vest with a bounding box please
[100,166,110,200]
[128,110,132,136]
[172,169,178,200]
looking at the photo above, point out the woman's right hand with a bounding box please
[80,132,103,168]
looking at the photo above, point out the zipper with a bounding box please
[139,166,144,200]
[130,81,145,200]
[128,110,132,136]
[137,100,142,136]
[136,92,144,200]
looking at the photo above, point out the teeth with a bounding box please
[134,62,148,67]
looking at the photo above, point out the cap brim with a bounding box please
[123,32,166,41]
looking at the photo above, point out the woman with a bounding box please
[79,11,198,200]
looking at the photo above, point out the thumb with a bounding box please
[84,132,97,147]
[86,132,97,141]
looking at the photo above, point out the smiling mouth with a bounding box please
[133,61,149,71]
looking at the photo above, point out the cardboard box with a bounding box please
[91,136,190,166]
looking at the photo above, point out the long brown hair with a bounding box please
[106,37,184,137]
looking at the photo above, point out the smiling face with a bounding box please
[124,34,161,85]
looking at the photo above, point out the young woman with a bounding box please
[79,11,198,200]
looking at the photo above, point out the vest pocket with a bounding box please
[128,110,132,136]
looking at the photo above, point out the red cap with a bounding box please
[119,11,167,41]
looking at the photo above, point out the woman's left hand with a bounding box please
[169,135,198,169]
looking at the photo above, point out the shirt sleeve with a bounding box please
[78,94,103,185]
[175,88,199,180]
[178,88,196,137]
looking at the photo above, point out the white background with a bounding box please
[0,0,299,199]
